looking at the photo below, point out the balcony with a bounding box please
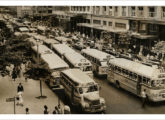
[122,12,126,16]
[162,12,165,19]
[137,11,144,17]
[131,11,136,16]
[114,12,118,16]
[148,12,156,17]
[109,11,112,16]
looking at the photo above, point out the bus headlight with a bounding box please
[85,103,90,108]
[100,98,105,104]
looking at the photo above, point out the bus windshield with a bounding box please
[100,61,107,66]
[151,79,165,89]
[78,85,98,94]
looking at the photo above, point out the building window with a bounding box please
[87,6,90,11]
[48,10,52,13]
[115,23,126,29]
[139,23,146,31]
[103,6,106,11]
[93,20,101,25]
[109,6,113,16]
[149,7,156,17]
[103,21,107,26]
[162,7,165,18]
[131,6,136,16]
[83,7,86,12]
[108,22,112,26]
[148,24,158,32]
[96,6,100,15]
[122,6,126,16]
[138,7,143,17]
[115,7,118,12]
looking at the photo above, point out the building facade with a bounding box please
[69,6,165,50]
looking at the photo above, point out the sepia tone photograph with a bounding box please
[0,6,165,114]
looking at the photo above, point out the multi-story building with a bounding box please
[69,6,165,50]
[17,6,33,18]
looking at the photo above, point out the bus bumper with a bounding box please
[83,105,106,113]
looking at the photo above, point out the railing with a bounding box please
[137,11,144,17]
[148,12,156,17]
[114,12,118,16]
[162,12,165,19]
[122,12,126,16]
[131,11,136,16]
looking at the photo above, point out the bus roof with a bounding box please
[109,58,160,78]
[43,39,59,44]
[52,44,75,55]
[55,36,68,42]
[62,69,95,85]
[81,48,110,61]
[32,45,54,55]
[64,52,92,67]
[41,53,69,70]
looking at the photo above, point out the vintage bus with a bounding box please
[81,48,113,76]
[52,44,93,75]
[43,38,59,49]
[107,57,165,102]
[32,45,69,88]
[60,69,106,113]
[64,52,93,76]
[52,44,75,57]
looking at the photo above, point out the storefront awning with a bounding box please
[77,23,128,33]
[131,32,158,39]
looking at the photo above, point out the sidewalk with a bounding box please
[0,75,64,114]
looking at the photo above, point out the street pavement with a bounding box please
[0,75,64,114]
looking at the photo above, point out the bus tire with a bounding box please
[115,81,120,89]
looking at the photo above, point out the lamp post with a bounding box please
[36,39,47,99]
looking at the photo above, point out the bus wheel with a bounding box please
[115,81,120,89]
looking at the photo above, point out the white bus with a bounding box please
[107,57,165,102]
[52,44,75,57]
[60,69,106,113]
[81,48,113,76]
[43,38,59,49]
[53,44,93,75]
[32,45,69,88]
[64,52,93,76]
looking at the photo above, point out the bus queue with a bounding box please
[25,29,165,114]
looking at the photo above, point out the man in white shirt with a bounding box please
[141,89,147,108]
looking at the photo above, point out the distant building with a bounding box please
[17,6,33,18]
[69,6,165,49]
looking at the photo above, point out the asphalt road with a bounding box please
[71,48,165,114]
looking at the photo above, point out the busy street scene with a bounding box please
[1,6,165,114]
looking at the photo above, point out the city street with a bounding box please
[0,75,64,114]
[1,6,165,115]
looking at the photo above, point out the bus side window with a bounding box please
[133,73,137,80]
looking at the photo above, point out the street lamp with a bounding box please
[36,39,47,99]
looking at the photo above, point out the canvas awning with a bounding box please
[77,23,128,33]
[131,32,158,39]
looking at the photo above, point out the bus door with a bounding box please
[137,75,142,95]
[71,87,81,105]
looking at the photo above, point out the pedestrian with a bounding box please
[17,83,24,93]
[16,92,24,107]
[52,106,58,114]
[12,67,17,81]
[141,89,147,108]
[25,108,29,114]
[63,105,71,114]
[44,105,49,114]
[57,104,63,114]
